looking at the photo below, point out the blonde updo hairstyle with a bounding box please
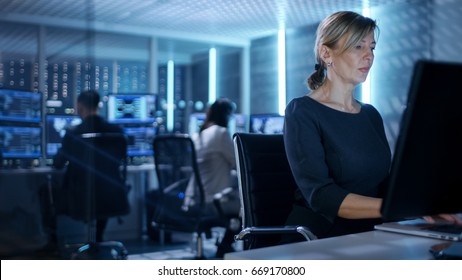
[307,11,379,90]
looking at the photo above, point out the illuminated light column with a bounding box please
[278,28,286,115]
[167,59,174,132]
[209,47,217,104]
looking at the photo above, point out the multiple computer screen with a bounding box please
[106,94,157,159]
[1,88,284,166]
[188,113,254,137]
[0,89,42,164]
[1,90,160,166]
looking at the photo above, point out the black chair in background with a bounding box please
[232,133,316,250]
[149,134,230,259]
[59,132,130,259]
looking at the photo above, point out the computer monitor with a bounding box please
[188,113,248,137]
[188,113,206,136]
[229,114,248,136]
[381,60,462,220]
[123,125,157,157]
[0,125,42,159]
[45,115,82,157]
[249,114,284,134]
[0,89,42,123]
[107,94,156,124]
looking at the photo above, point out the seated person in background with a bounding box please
[184,98,240,258]
[53,89,124,243]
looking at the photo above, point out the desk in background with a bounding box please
[225,230,443,260]
[57,163,157,243]
[0,167,63,256]
[0,163,156,256]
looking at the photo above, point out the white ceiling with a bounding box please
[0,0,413,60]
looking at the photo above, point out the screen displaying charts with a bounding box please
[107,94,156,124]
[0,89,42,123]
[0,125,42,159]
[45,115,82,157]
[249,114,284,134]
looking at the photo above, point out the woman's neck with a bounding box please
[309,83,359,113]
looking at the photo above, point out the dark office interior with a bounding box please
[1,0,461,260]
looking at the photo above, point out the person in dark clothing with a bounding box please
[284,11,462,241]
[283,11,391,240]
[52,89,124,242]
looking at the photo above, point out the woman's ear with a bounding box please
[320,45,331,64]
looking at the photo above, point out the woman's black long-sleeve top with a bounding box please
[284,96,391,238]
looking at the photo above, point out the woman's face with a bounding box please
[330,31,376,87]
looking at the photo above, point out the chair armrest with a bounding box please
[235,226,317,242]
[212,187,234,217]
[213,187,234,201]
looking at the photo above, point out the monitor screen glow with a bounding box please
[45,115,82,157]
[0,89,42,123]
[107,94,156,124]
[249,114,284,134]
[0,125,42,159]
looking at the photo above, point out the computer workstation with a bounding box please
[1,91,159,256]
[226,60,462,260]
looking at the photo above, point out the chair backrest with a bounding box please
[152,134,207,232]
[233,132,298,248]
[64,132,130,221]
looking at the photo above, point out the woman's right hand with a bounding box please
[423,213,462,225]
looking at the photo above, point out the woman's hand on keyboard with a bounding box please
[423,213,462,225]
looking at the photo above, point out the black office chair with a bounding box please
[150,134,230,259]
[233,132,316,250]
[61,132,130,259]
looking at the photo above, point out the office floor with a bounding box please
[2,228,243,260]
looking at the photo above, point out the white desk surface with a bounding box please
[225,230,446,260]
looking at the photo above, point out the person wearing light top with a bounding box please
[185,98,240,258]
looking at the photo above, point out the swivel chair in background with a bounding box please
[232,133,316,250]
[57,132,131,259]
[149,134,232,259]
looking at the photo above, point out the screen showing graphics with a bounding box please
[123,125,157,157]
[45,115,82,157]
[107,94,156,124]
[188,113,206,136]
[229,114,248,136]
[249,114,284,134]
[189,113,248,137]
[0,125,42,158]
[0,89,42,123]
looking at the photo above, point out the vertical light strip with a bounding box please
[209,47,217,104]
[167,60,174,132]
[278,28,286,115]
[361,1,371,104]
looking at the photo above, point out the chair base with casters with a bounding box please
[71,241,128,260]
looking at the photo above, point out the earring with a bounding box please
[327,61,332,67]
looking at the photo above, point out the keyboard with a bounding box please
[424,224,462,234]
